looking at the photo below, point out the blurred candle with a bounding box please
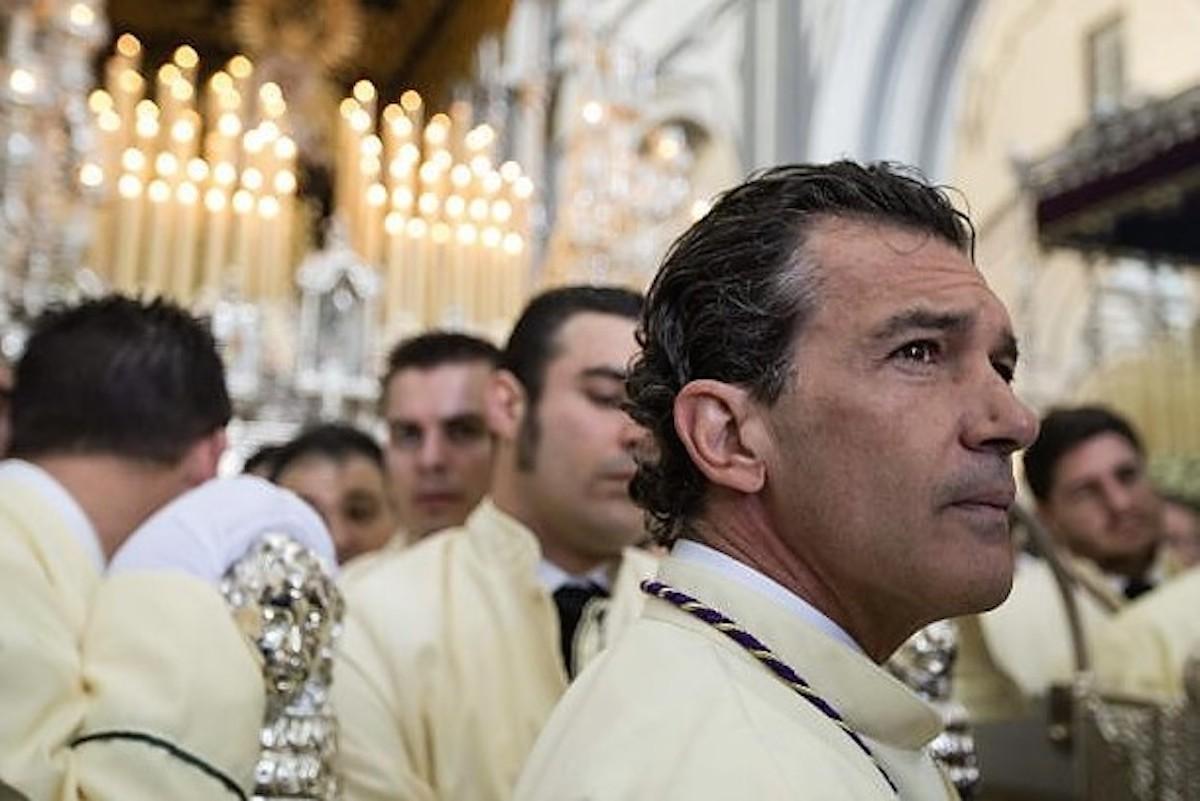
[114,173,144,293]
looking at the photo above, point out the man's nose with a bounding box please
[417,430,447,469]
[964,371,1040,457]
[330,518,353,564]
[617,412,646,452]
[1100,478,1136,515]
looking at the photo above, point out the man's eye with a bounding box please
[390,425,423,448]
[1116,464,1143,487]
[345,499,381,523]
[587,392,625,409]
[992,360,1015,384]
[892,340,940,365]
[445,419,487,443]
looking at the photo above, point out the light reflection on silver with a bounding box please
[889,619,981,797]
[223,533,344,800]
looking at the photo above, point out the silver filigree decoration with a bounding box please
[889,620,980,797]
[223,533,344,800]
[1075,673,1200,801]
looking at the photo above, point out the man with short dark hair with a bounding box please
[380,331,501,542]
[1024,406,1162,594]
[272,423,397,563]
[0,295,331,800]
[514,162,1039,800]
[334,287,657,801]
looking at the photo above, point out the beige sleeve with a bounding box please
[332,606,437,801]
[0,537,264,800]
[1093,570,1200,700]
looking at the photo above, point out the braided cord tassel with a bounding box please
[642,579,899,795]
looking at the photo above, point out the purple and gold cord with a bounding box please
[641,579,898,795]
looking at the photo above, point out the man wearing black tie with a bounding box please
[333,286,657,801]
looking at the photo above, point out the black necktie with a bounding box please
[1124,576,1155,600]
[553,583,609,678]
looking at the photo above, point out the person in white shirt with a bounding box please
[514,161,1040,801]
[0,295,332,800]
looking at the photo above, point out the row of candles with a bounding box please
[84,34,299,305]
[77,33,536,342]
[334,81,534,339]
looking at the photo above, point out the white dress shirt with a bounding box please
[536,558,613,594]
[671,538,863,653]
[0,459,103,571]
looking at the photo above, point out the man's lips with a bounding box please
[414,491,462,507]
[947,487,1015,512]
[600,469,637,482]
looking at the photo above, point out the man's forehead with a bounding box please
[548,312,638,373]
[386,361,490,418]
[807,218,978,285]
[1061,432,1142,473]
[340,454,388,485]
[1049,432,1145,496]
[800,217,1016,335]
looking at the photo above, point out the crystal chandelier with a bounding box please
[542,21,701,291]
[0,0,107,358]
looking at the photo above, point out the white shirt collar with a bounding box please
[671,539,863,654]
[536,558,612,594]
[0,459,105,572]
[1101,552,1167,598]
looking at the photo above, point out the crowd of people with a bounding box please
[1,160,1199,800]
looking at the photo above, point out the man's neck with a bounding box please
[1093,544,1158,582]
[33,455,184,560]
[691,495,913,663]
[490,455,611,576]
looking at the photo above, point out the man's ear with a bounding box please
[486,369,527,442]
[181,428,227,486]
[673,380,768,494]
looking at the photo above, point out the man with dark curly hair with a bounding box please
[515,162,1039,801]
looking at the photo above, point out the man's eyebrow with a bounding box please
[441,413,486,426]
[579,366,627,382]
[870,308,1022,364]
[869,308,972,342]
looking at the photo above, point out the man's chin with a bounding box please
[967,564,1016,614]
[412,511,468,540]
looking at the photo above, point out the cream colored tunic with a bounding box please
[332,500,657,801]
[0,471,265,799]
[953,554,1120,720]
[513,554,958,801]
[1094,566,1200,700]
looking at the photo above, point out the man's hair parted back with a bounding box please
[626,160,976,544]
[383,331,501,388]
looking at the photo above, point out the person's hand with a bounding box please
[110,475,335,583]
